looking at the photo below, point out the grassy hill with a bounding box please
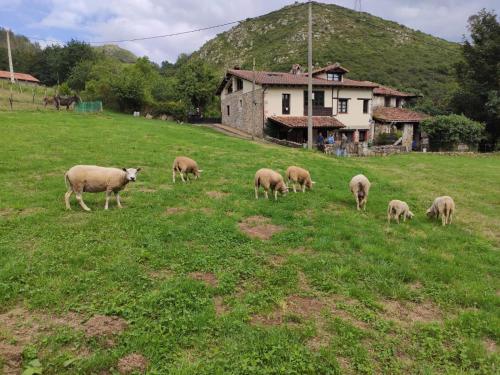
[93,44,138,63]
[0,111,498,374]
[194,1,462,111]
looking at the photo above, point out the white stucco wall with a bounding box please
[332,87,372,129]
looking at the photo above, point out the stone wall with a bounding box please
[221,89,264,137]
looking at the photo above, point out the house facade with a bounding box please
[216,63,427,150]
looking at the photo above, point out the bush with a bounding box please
[421,114,485,151]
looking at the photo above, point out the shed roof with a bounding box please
[372,107,428,123]
[269,116,345,129]
[0,70,40,83]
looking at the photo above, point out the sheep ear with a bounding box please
[136,168,142,172]
[122,168,127,172]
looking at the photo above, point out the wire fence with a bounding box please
[75,101,103,113]
[0,80,60,111]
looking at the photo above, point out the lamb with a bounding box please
[426,196,455,226]
[254,168,289,200]
[172,156,202,183]
[387,200,414,224]
[286,166,315,193]
[349,174,371,210]
[64,165,141,211]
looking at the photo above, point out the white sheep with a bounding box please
[172,156,202,183]
[254,168,288,200]
[387,200,414,224]
[426,196,455,226]
[64,165,141,211]
[349,174,371,210]
[286,166,315,193]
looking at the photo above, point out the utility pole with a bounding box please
[251,57,256,141]
[307,1,313,150]
[6,28,15,84]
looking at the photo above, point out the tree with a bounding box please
[451,9,500,148]
[174,58,219,115]
[421,114,485,150]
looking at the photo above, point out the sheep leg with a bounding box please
[186,173,190,182]
[76,193,91,211]
[292,183,297,193]
[255,186,259,200]
[264,189,269,199]
[274,189,278,201]
[64,190,73,210]
[448,213,453,225]
[355,195,360,210]
[180,171,186,183]
[302,184,306,193]
[115,192,123,208]
[172,169,176,183]
[104,191,111,210]
[441,214,446,226]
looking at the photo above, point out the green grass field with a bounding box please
[0,111,499,374]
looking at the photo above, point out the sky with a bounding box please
[0,0,498,63]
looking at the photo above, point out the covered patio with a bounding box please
[267,116,345,145]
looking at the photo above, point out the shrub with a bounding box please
[421,114,485,151]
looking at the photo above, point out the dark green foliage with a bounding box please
[421,114,485,150]
[450,9,500,145]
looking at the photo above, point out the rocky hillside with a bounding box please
[194,1,462,111]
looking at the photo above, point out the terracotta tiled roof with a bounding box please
[0,70,40,83]
[222,69,378,89]
[373,107,429,123]
[372,84,417,97]
[269,116,345,129]
[312,62,349,75]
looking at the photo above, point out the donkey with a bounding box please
[43,96,58,108]
[55,95,80,110]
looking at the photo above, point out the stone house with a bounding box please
[216,63,427,149]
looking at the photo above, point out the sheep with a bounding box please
[349,174,371,210]
[426,196,455,226]
[172,156,203,183]
[286,166,315,193]
[64,165,141,211]
[254,168,289,200]
[387,200,414,224]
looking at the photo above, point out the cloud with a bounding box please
[2,0,498,63]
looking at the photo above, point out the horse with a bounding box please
[55,95,80,110]
[43,96,58,108]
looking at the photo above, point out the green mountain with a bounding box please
[193,1,462,112]
[93,44,138,63]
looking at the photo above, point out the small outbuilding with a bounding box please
[0,70,40,85]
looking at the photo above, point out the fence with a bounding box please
[75,101,103,113]
[0,81,57,111]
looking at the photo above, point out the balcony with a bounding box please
[303,106,333,116]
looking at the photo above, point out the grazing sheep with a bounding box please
[64,165,141,211]
[286,166,315,193]
[349,174,371,210]
[426,196,455,226]
[254,168,289,200]
[172,156,202,183]
[387,200,414,224]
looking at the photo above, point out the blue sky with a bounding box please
[0,0,498,63]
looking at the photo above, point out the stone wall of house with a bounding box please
[221,89,264,137]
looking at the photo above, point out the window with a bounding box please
[327,72,342,81]
[338,99,348,113]
[236,78,243,91]
[362,99,369,114]
[282,93,290,115]
[396,98,402,108]
[227,82,233,94]
[226,105,230,116]
[384,96,391,107]
[239,99,243,110]
[304,90,325,107]
[359,130,366,142]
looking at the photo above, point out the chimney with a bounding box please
[290,64,302,75]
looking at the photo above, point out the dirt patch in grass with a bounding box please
[213,296,228,317]
[288,246,314,256]
[206,191,229,199]
[117,353,149,374]
[198,207,214,215]
[83,315,128,337]
[0,307,83,374]
[382,300,442,325]
[297,271,312,292]
[159,184,172,191]
[189,272,218,287]
[268,255,286,267]
[238,216,284,240]
[483,338,497,354]
[408,281,423,291]
[0,207,45,218]
[164,207,186,215]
